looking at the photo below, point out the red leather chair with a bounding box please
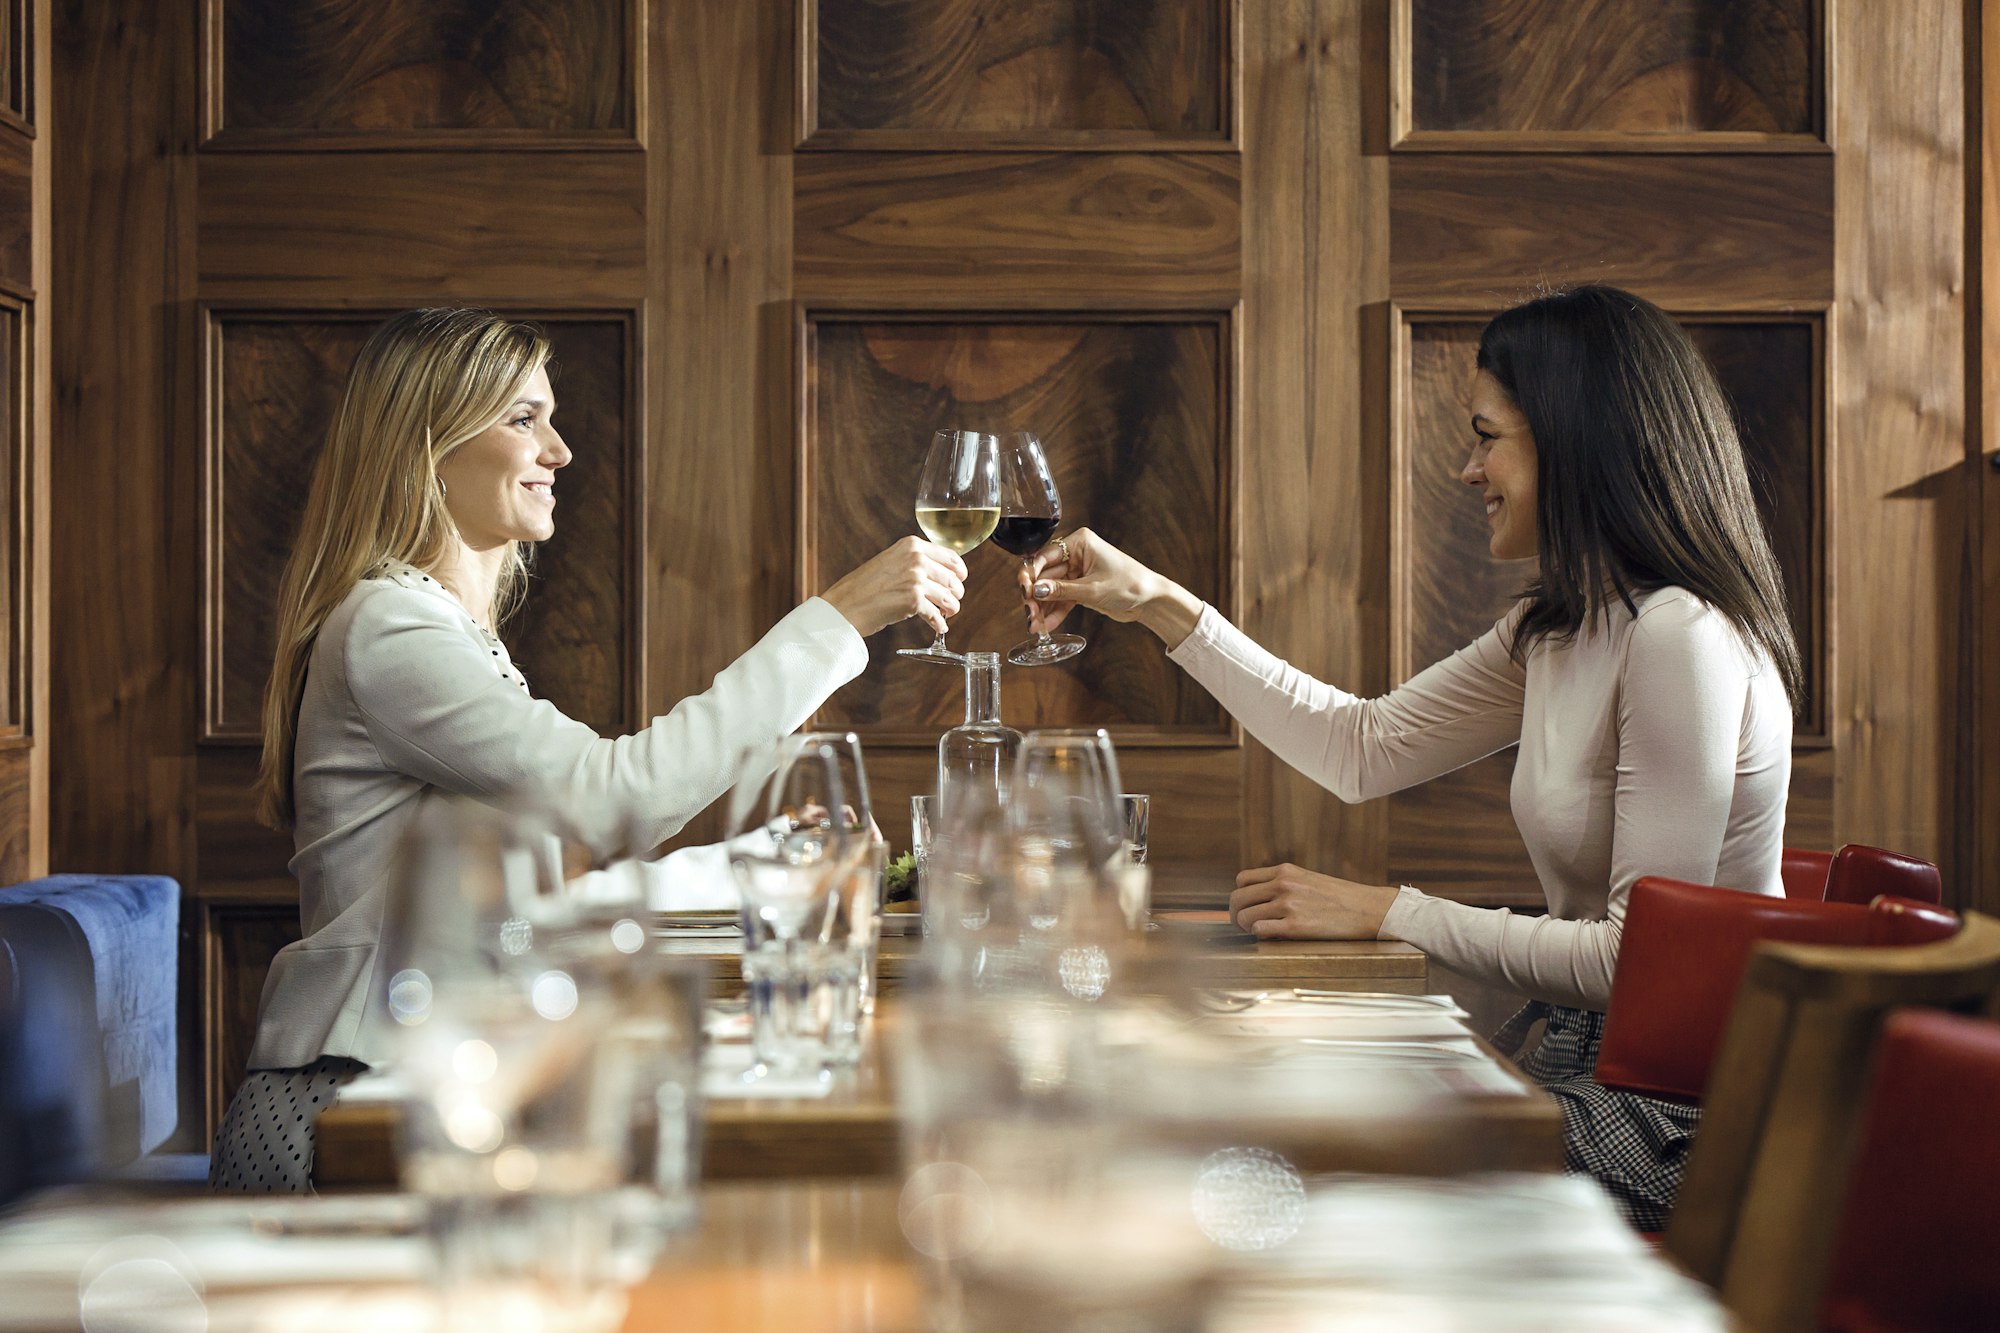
[1779,847,1834,900]
[1595,878,1960,1105]
[1825,843,1944,906]
[1778,843,1942,905]
[1820,1009,2000,1332]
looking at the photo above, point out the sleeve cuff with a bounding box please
[1378,884,1428,942]
[787,596,871,681]
[1164,601,1225,662]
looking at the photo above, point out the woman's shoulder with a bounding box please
[1625,586,1764,673]
[320,564,475,656]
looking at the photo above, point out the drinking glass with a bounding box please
[900,429,1000,665]
[1120,794,1150,865]
[725,738,865,1081]
[1012,729,1125,870]
[798,728,884,1025]
[995,432,1086,666]
[378,797,635,1333]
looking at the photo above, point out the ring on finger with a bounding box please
[1052,535,1071,565]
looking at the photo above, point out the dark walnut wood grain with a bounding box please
[203,901,302,1129]
[1392,315,1823,904]
[218,0,631,135]
[808,317,1228,738]
[0,749,28,884]
[1389,155,1833,310]
[1409,0,1817,136]
[198,154,646,303]
[793,153,1240,305]
[0,302,20,736]
[0,132,28,293]
[210,314,631,741]
[813,0,1223,136]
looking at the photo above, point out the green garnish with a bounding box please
[884,852,918,902]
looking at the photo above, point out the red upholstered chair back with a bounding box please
[1595,879,1960,1104]
[1820,1009,2000,1332]
[1825,843,1944,906]
[1779,847,1833,900]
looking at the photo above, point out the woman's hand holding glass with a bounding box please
[821,535,968,639]
[1021,527,1204,650]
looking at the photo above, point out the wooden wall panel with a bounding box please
[0,747,28,884]
[200,899,301,1132]
[1390,312,1827,902]
[212,0,635,144]
[1980,0,2000,915]
[793,153,1240,305]
[1232,0,1388,884]
[806,0,1228,146]
[1390,155,1833,308]
[0,299,19,738]
[197,154,646,303]
[0,131,27,293]
[1400,0,1819,144]
[1831,0,1969,892]
[1,0,28,129]
[807,315,1229,739]
[206,312,635,744]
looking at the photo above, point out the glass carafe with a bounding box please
[936,652,1023,826]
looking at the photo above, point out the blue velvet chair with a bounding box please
[0,875,183,1202]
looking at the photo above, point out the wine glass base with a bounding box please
[1006,634,1086,667]
[896,645,968,665]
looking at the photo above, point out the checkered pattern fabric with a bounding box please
[1500,1002,1703,1232]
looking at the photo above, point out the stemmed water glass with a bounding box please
[995,432,1087,666]
[899,429,1000,665]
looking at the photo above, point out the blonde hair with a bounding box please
[255,308,553,829]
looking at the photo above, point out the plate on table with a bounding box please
[653,910,742,936]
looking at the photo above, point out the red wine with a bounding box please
[992,514,1059,558]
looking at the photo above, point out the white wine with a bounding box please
[916,506,1000,554]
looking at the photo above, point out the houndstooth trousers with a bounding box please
[1498,1002,1702,1232]
[207,1056,371,1194]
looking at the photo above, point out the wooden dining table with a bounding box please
[655,921,1433,998]
[314,982,1564,1190]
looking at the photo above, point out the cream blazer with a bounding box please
[247,564,868,1070]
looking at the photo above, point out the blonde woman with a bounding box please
[210,308,966,1192]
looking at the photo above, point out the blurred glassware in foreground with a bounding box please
[726,737,872,1080]
[377,797,645,1333]
[797,730,885,1019]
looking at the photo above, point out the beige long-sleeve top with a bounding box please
[249,563,869,1070]
[1166,587,1791,1011]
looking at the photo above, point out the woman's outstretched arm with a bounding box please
[1026,527,1527,803]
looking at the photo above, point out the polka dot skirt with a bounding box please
[208,1055,370,1194]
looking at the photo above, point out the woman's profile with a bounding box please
[1023,284,1800,1226]
[212,307,968,1192]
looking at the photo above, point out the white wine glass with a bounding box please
[995,432,1086,666]
[899,429,1000,665]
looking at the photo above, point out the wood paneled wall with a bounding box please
[49,0,1986,1142]
[0,0,44,886]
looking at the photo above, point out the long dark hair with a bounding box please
[1476,284,1803,709]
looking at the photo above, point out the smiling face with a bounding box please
[435,364,570,550]
[1460,369,1540,563]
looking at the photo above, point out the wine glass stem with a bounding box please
[1022,556,1049,646]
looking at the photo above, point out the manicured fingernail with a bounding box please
[1031,581,1052,599]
